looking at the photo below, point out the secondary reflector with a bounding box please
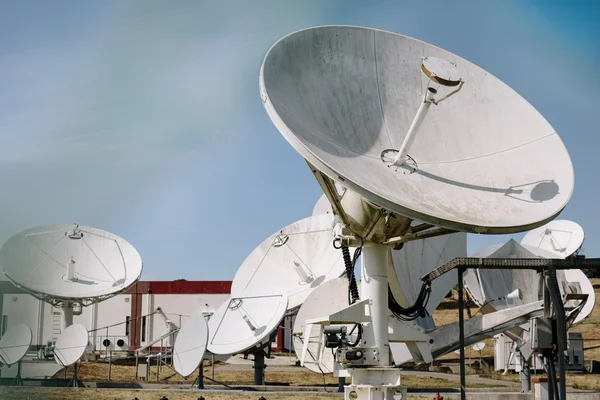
[521,220,585,258]
[260,25,573,233]
[0,323,32,366]
[231,214,344,310]
[54,324,89,366]
[207,292,288,355]
[173,315,209,377]
[0,224,143,305]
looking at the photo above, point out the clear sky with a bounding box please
[1,1,598,281]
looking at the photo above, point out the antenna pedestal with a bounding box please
[343,244,407,399]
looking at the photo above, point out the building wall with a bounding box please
[0,280,232,352]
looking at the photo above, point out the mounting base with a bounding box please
[345,367,406,400]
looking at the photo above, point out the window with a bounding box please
[141,316,146,342]
[125,316,130,336]
[1,315,7,336]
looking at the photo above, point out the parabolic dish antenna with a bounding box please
[207,292,288,355]
[463,240,552,310]
[389,230,466,322]
[312,194,333,216]
[563,269,595,323]
[231,214,344,310]
[0,323,32,366]
[293,277,357,374]
[0,224,143,305]
[472,342,486,352]
[173,315,209,377]
[54,324,89,367]
[260,25,573,233]
[521,220,584,258]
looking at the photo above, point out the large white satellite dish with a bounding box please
[54,324,89,367]
[521,220,584,258]
[260,26,573,234]
[0,323,32,366]
[231,214,344,310]
[0,224,143,305]
[207,292,288,355]
[293,277,356,373]
[389,230,466,321]
[173,315,209,378]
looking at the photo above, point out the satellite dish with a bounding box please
[207,292,288,355]
[54,324,89,367]
[312,194,333,216]
[0,224,143,305]
[463,240,553,309]
[293,277,355,373]
[521,220,585,258]
[562,269,595,323]
[260,25,573,234]
[389,230,466,320]
[0,324,32,366]
[173,315,209,378]
[472,342,486,352]
[231,215,344,310]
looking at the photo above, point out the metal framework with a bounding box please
[423,256,600,400]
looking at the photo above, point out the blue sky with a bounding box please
[0,1,598,281]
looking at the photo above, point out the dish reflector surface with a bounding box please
[54,324,88,366]
[260,26,573,233]
[231,215,344,310]
[293,277,354,373]
[389,231,466,317]
[173,315,209,377]
[0,323,32,366]
[0,225,143,302]
[312,194,333,216]
[207,292,287,355]
[563,269,595,323]
[521,220,584,258]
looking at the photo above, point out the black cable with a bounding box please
[347,324,363,347]
[388,279,432,321]
[341,245,360,304]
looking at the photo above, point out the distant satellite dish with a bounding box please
[231,215,344,310]
[54,324,88,367]
[293,277,355,373]
[312,194,333,216]
[472,342,486,351]
[389,230,466,320]
[562,269,595,323]
[207,292,288,355]
[260,26,573,234]
[173,315,209,378]
[0,224,143,305]
[0,324,32,366]
[521,220,584,258]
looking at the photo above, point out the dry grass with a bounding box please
[54,362,499,389]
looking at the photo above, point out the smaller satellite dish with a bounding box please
[453,350,461,355]
[0,224,143,305]
[506,288,523,301]
[521,220,584,258]
[0,324,32,366]
[173,315,209,378]
[312,194,333,216]
[563,269,595,324]
[293,277,355,373]
[472,342,486,352]
[54,324,88,366]
[207,292,288,355]
[231,215,344,310]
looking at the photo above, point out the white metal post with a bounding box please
[360,243,390,366]
[61,303,74,330]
